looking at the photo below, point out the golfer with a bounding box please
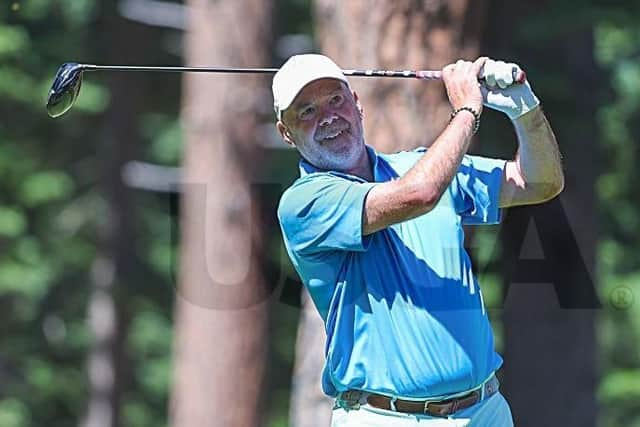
[273,54,563,426]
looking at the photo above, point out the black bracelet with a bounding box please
[449,106,480,134]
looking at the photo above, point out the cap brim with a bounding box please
[276,76,349,120]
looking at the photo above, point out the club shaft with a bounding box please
[82,64,444,80]
[84,64,280,73]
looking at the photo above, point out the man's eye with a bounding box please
[299,106,316,120]
[330,95,344,106]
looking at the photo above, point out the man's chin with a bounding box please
[308,142,364,172]
[331,139,364,162]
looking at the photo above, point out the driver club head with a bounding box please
[46,62,85,118]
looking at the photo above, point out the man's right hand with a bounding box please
[441,57,488,114]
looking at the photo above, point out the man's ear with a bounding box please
[353,90,364,119]
[276,120,296,147]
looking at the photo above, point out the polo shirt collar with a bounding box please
[298,145,381,182]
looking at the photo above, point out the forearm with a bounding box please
[363,112,475,234]
[363,57,486,235]
[401,111,475,206]
[512,107,564,199]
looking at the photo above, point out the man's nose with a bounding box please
[319,113,338,127]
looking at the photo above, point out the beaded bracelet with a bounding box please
[449,106,481,134]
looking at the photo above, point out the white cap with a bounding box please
[272,54,349,120]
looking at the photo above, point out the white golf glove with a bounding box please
[480,59,540,120]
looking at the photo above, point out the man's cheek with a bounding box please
[304,122,316,133]
[302,125,316,141]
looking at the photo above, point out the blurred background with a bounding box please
[1,0,640,426]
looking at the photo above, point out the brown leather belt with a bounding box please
[347,375,500,417]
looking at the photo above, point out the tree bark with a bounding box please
[169,1,272,426]
[289,1,487,424]
[289,291,333,427]
[313,0,488,152]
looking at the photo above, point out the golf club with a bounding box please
[46,62,526,118]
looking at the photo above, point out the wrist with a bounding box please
[511,103,542,123]
[505,85,540,120]
[450,106,481,134]
[512,105,544,130]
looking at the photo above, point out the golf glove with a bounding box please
[480,59,540,120]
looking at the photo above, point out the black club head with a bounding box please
[46,62,85,118]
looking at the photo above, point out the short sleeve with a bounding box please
[278,174,377,255]
[453,155,506,225]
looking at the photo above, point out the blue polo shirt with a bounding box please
[278,145,506,399]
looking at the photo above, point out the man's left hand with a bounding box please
[480,59,540,120]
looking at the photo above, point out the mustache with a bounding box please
[314,118,351,142]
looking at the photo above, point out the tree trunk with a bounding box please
[313,0,488,152]
[169,1,272,426]
[289,291,333,427]
[289,1,487,424]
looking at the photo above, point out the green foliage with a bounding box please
[123,399,156,427]
[19,171,74,206]
[127,309,173,411]
[600,369,640,405]
[142,113,183,164]
[0,207,26,237]
[0,26,29,58]
[0,0,179,425]
[0,66,39,104]
[57,0,96,26]
[274,0,314,36]
[599,370,640,427]
[0,399,30,427]
[593,7,640,427]
[67,81,110,114]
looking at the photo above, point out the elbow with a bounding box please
[405,183,441,213]
[540,173,565,201]
[551,169,565,198]
[554,174,565,196]
[418,193,440,212]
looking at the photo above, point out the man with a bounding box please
[273,54,563,426]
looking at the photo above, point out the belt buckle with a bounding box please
[424,398,456,417]
[337,390,362,410]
